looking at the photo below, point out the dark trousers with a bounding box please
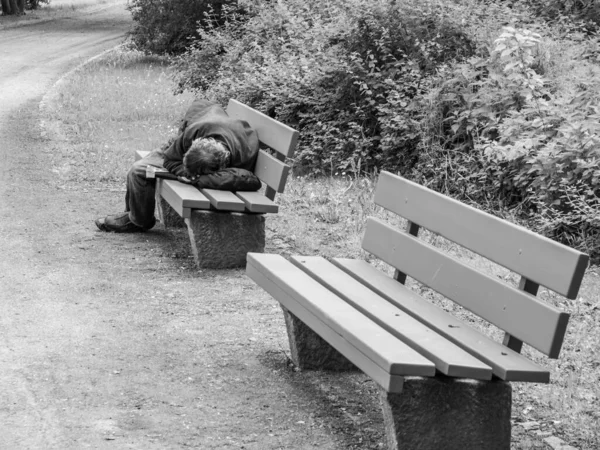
[125,150,165,229]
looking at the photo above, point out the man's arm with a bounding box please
[190,168,262,191]
[162,134,188,177]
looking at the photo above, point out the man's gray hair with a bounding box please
[183,137,231,177]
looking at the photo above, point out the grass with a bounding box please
[41,47,600,450]
[42,47,194,188]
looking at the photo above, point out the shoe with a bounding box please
[95,212,146,233]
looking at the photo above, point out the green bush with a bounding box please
[173,0,477,175]
[127,0,239,55]
[414,25,600,258]
[516,0,600,32]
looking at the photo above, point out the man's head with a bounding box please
[183,137,231,178]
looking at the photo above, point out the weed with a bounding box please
[42,48,193,189]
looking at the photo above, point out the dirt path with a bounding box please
[0,4,382,449]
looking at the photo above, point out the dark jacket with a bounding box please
[162,99,261,191]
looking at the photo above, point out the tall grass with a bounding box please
[42,48,194,188]
[42,47,600,450]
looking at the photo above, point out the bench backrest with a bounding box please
[364,171,589,359]
[226,99,299,201]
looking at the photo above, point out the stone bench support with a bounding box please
[380,377,511,450]
[281,307,358,371]
[282,307,512,450]
[186,210,265,269]
[157,195,186,228]
[158,197,265,269]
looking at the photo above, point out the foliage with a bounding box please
[515,0,600,33]
[415,24,600,258]
[173,0,477,175]
[127,0,240,55]
[27,0,49,9]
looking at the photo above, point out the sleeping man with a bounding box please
[96,99,261,233]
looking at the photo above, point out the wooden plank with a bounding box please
[374,171,589,299]
[363,218,570,358]
[227,99,299,159]
[247,253,436,378]
[332,258,552,383]
[160,181,184,217]
[199,189,246,212]
[254,150,290,194]
[247,262,405,393]
[235,191,279,214]
[135,150,150,161]
[290,256,493,380]
[161,180,211,218]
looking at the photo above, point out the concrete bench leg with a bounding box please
[281,307,358,371]
[380,376,511,450]
[185,210,265,269]
[156,196,186,228]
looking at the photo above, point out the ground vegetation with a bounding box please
[126,0,241,54]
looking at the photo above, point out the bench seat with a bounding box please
[135,150,280,215]
[248,253,435,393]
[248,253,553,385]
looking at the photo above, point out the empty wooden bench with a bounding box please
[246,170,589,450]
[136,99,299,269]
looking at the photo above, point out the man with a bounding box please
[95,99,261,233]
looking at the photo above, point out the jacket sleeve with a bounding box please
[192,168,262,191]
[162,134,188,177]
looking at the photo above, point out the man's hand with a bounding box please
[177,174,201,184]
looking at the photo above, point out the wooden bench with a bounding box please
[246,170,589,450]
[136,99,299,269]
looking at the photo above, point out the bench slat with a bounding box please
[160,180,211,217]
[247,263,405,393]
[200,189,246,212]
[247,253,436,379]
[374,171,589,299]
[290,256,493,380]
[227,99,299,159]
[333,257,551,383]
[135,150,150,161]
[254,150,290,194]
[363,218,569,358]
[235,192,279,214]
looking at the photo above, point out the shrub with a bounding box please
[127,0,239,55]
[516,0,600,33]
[27,0,49,10]
[173,0,477,175]
[414,25,600,258]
